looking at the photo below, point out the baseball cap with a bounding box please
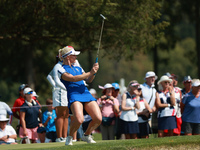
[89,88,97,94]
[98,83,114,90]
[19,84,26,91]
[145,71,157,80]
[183,76,192,82]
[23,87,33,95]
[164,72,172,78]
[192,80,200,87]
[112,83,120,90]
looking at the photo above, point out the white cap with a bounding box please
[98,83,114,90]
[89,88,96,94]
[157,75,172,85]
[192,80,200,87]
[23,87,33,95]
[62,46,80,58]
[145,71,157,80]
[32,91,39,97]
[0,115,9,122]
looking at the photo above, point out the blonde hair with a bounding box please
[127,80,138,92]
[59,46,74,60]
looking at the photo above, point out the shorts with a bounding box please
[19,126,38,140]
[138,122,151,137]
[181,121,200,134]
[53,88,68,107]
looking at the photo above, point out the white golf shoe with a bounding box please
[65,136,73,146]
[81,135,96,144]
[56,137,65,142]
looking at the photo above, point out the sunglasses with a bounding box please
[164,81,170,84]
[26,91,33,95]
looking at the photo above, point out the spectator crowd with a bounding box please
[1,46,200,145]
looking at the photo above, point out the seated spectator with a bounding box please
[0,100,13,125]
[180,79,200,135]
[98,83,120,140]
[120,80,140,139]
[19,87,42,143]
[0,115,17,145]
[42,98,57,142]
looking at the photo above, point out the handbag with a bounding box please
[102,117,115,126]
[139,87,154,121]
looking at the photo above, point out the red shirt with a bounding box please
[12,96,25,113]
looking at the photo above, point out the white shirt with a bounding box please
[0,125,16,143]
[120,92,138,122]
[140,83,157,109]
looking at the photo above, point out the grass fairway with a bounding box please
[1,135,200,150]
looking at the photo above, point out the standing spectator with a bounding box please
[120,80,140,139]
[58,46,101,146]
[111,83,123,139]
[136,87,154,139]
[12,84,28,133]
[140,71,157,133]
[19,87,42,143]
[0,100,13,125]
[0,115,17,145]
[42,99,57,142]
[180,79,200,136]
[181,76,192,98]
[156,75,176,137]
[98,83,120,140]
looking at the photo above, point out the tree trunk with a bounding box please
[25,44,35,89]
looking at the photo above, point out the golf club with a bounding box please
[95,14,106,63]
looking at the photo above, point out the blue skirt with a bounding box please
[119,119,139,134]
[158,116,177,130]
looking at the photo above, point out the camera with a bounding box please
[105,96,110,100]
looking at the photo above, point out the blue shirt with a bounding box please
[58,65,96,108]
[182,92,200,123]
[42,110,57,132]
[20,101,40,128]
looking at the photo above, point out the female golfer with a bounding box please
[58,46,102,146]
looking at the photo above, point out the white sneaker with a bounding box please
[62,137,66,142]
[81,135,96,143]
[72,139,77,142]
[56,137,65,142]
[65,136,73,146]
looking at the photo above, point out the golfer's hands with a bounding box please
[91,63,99,74]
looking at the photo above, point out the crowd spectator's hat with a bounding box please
[112,83,120,90]
[98,83,114,90]
[183,76,192,83]
[192,79,200,87]
[32,91,39,98]
[157,75,172,85]
[23,87,33,95]
[19,84,26,91]
[164,72,172,78]
[89,88,97,95]
[0,115,9,122]
[144,71,157,80]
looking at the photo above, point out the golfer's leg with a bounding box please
[84,101,102,135]
[69,102,84,136]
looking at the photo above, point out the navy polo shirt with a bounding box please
[20,101,40,128]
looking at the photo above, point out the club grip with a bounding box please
[95,57,98,63]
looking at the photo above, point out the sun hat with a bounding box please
[144,71,157,80]
[0,115,9,122]
[112,83,120,90]
[61,46,80,58]
[157,75,172,85]
[23,87,33,95]
[183,76,192,82]
[89,88,97,94]
[98,83,114,90]
[192,79,200,87]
